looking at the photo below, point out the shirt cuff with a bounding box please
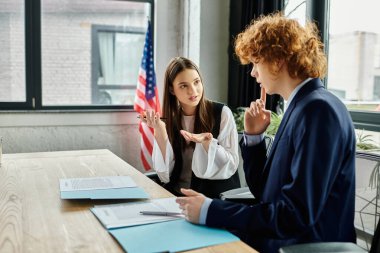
[199,197,213,225]
[243,132,264,146]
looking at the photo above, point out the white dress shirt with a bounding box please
[152,106,239,183]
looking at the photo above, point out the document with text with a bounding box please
[92,198,240,253]
[59,176,149,200]
[59,176,137,191]
[91,197,183,229]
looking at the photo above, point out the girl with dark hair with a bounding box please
[140,56,240,198]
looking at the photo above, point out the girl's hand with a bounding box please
[180,130,213,152]
[139,110,165,130]
[180,130,212,144]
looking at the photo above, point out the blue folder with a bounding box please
[109,219,239,253]
[60,187,149,199]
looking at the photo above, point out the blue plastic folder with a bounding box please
[60,187,149,199]
[109,219,239,253]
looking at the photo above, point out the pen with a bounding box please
[140,211,183,216]
[137,115,167,120]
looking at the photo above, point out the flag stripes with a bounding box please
[134,21,160,171]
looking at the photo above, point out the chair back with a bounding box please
[237,134,274,187]
[370,218,380,253]
[355,152,380,252]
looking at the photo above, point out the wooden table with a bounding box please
[0,149,257,253]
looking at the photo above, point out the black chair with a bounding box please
[279,152,380,253]
[145,170,161,184]
[219,135,274,203]
[219,186,256,204]
[278,219,379,253]
[278,242,366,253]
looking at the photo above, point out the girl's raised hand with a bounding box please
[139,109,165,130]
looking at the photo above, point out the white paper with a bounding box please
[91,197,183,229]
[59,176,137,191]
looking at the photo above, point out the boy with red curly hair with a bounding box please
[176,13,356,253]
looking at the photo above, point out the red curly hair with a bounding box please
[235,12,327,79]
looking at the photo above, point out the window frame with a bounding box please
[0,0,154,111]
[309,0,380,132]
[91,24,146,105]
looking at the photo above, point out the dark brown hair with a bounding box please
[162,57,214,148]
[235,12,327,79]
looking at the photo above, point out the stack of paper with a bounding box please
[59,176,149,199]
[91,197,183,228]
[91,197,239,253]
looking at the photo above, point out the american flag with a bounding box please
[134,21,161,171]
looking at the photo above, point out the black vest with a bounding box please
[165,102,240,198]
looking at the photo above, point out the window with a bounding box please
[284,0,306,25]
[304,0,380,132]
[375,76,380,100]
[92,25,145,105]
[327,0,380,129]
[0,0,26,103]
[0,0,153,110]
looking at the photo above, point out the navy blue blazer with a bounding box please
[206,79,356,253]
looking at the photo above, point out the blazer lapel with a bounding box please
[264,78,324,169]
[264,99,295,168]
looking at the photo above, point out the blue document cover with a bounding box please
[60,187,149,199]
[109,219,239,253]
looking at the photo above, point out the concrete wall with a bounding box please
[199,0,229,103]
[0,112,143,170]
[180,0,230,104]
[0,0,230,172]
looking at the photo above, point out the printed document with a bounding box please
[60,176,137,192]
[91,197,183,229]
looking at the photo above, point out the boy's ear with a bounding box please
[276,60,285,70]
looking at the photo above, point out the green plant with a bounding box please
[355,130,380,189]
[265,110,283,136]
[233,107,283,136]
[356,130,380,151]
[233,107,246,133]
